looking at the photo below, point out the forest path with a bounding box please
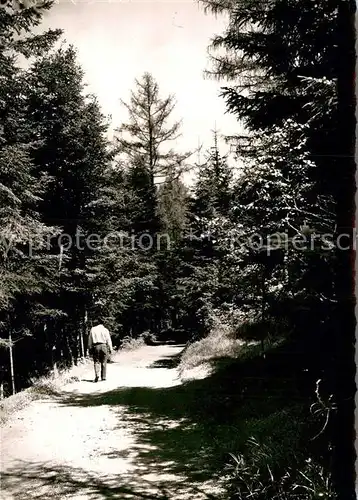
[0,345,222,500]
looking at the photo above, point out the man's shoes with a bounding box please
[94,377,99,383]
[101,378,106,381]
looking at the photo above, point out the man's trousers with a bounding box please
[92,343,109,380]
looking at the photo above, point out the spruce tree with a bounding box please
[26,45,112,365]
[193,130,232,221]
[157,172,188,242]
[0,3,61,395]
[199,0,356,496]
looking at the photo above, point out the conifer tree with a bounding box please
[157,173,188,242]
[193,130,232,221]
[198,0,356,496]
[0,3,62,395]
[116,72,190,186]
[26,45,112,365]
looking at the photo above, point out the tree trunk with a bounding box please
[330,2,356,498]
[261,269,266,357]
[52,345,58,378]
[81,308,87,358]
[66,335,74,367]
[8,329,15,395]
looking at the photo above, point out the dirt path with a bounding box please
[0,345,222,500]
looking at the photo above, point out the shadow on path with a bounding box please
[56,343,307,496]
[2,344,309,500]
[147,349,183,370]
[0,460,218,499]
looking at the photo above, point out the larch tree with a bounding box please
[116,72,191,186]
[105,73,193,337]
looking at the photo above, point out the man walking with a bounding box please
[88,320,113,382]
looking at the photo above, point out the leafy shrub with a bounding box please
[120,335,146,350]
[142,331,157,344]
[120,331,157,350]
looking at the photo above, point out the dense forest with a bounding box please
[0,0,355,498]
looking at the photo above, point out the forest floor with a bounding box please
[0,344,226,500]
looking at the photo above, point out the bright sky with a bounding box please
[38,0,240,176]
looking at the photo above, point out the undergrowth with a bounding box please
[121,331,157,350]
[0,358,90,426]
[225,436,336,500]
[178,312,261,377]
[176,311,335,500]
[1,334,160,424]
